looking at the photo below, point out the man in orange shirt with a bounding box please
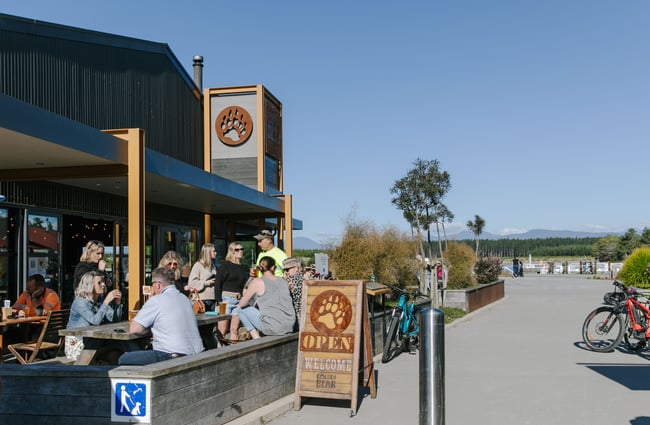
[13,274,61,316]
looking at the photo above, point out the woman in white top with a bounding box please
[188,243,217,311]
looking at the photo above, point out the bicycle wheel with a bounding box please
[582,306,624,352]
[382,315,404,363]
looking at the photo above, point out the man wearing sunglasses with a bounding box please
[118,267,204,365]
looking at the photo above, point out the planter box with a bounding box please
[444,279,504,313]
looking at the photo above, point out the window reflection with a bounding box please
[28,214,59,294]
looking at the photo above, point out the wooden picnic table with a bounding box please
[59,313,230,365]
[0,316,47,363]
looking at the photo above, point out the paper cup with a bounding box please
[1,306,12,320]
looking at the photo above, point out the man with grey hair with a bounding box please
[118,267,204,365]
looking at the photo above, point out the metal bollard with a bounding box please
[420,307,445,425]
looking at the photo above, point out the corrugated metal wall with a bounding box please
[0,19,203,167]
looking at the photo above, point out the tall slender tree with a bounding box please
[466,215,486,255]
[390,158,452,297]
[433,203,454,254]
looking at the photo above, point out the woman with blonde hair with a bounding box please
[214,241,250,343]
[65,271,123,361]
[73,240,110,291]
[188,243,218,311]
[158,250,186,293]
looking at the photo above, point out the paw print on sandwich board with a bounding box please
[309,290,353,335]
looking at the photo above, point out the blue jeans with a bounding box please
[118,350,180,365]
[234,305,261,332]
[222,295,239,314]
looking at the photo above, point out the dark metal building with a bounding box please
[0,14,299,308]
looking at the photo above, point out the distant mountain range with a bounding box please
[293,229,617,250]
[294,237,323,250]
[447,229,617,240]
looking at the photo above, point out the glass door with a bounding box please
[0,208,13,303]
[26,212,61,299]
[157,225,201,279]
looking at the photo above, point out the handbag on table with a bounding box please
[188,287,205,314]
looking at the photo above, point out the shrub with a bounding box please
[617,246,650,289]
[444,241,476,289]
[474,256,502,284]
[329,217,419,287]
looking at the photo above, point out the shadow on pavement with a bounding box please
[579,363,650,390]
[573,341,650,358]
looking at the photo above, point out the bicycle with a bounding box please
[381,286,422,363]
[582,280,650,352]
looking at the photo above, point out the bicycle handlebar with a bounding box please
[612,280,640,296]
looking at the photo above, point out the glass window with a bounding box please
[265,156,280,193]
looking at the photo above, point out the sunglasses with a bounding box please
[234,248,243,252]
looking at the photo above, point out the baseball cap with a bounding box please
[253,229,274,241]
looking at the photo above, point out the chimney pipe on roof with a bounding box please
[193,55,204,91]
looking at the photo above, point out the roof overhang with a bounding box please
[0,92,301,225]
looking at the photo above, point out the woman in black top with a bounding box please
[73,240,110,291]
[215,241,250,343]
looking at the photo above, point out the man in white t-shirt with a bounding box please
[118,267,204,365]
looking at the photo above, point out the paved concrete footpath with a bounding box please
[228,275,650,424]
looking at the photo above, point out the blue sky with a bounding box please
[3,1,650,245]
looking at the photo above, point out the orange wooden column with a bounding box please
[105,128,145,311]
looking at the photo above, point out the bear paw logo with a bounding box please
[215,106,253,146]
[310,290,353,335]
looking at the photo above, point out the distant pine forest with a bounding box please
[296,230,650,264]
[295,237,601,260]
[453,237,598,258]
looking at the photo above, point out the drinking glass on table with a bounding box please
[142,285,151,302]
